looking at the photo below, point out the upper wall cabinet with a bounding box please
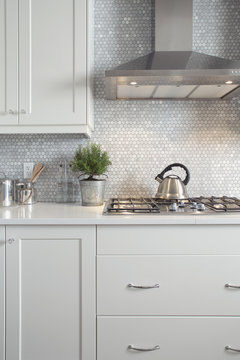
[0,0,93,136]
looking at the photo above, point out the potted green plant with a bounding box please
[72,143,112,206]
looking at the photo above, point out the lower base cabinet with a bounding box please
[97,225,240,360]
[5,225,95,360]
[2,223,240,360]
[98,317,240,360]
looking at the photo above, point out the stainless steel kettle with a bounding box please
[155,163,190,200]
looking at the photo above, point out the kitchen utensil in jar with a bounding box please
[17,180,37,205]
[30,163,46,183]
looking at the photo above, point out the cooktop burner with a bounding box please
[104,197,240,214]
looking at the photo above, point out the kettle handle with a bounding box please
[156,163,190,185]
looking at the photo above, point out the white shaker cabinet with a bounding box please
[0,227,5,360]
[5,226,96,360]
[0,0,93,135]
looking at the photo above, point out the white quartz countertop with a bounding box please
[0,202,240,225]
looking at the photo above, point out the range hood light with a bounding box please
[225,80,233,84]
[129,81,138,86]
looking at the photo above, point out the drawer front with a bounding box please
[98,317,240,360]
[97,225,240,255]
[97,255,240,315]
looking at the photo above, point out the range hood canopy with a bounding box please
[105,0,240,100]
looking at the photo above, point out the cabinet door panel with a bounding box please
[6,226,96,360]
[0,0,18,125]
[19,0,86,126]
[0,227,5,360]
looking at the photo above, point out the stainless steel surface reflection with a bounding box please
[104,197,240,215]
[0,178,14,207]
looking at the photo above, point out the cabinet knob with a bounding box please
[20,109,26,114]
[8,238,15,245]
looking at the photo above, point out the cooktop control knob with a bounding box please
[191,202,198,209]
[198,203,206,211]
[169,202,178,211]
[179,201,185,208]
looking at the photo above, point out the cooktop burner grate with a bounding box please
[107,198,161,213]
[105,196,240,214]
[192,196,240,212]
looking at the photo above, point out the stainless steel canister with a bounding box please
[0,174,14,207]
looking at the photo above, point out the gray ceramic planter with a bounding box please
[80,179,106,206]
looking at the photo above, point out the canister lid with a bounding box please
[0,178,13,183]
[0,171,12,182]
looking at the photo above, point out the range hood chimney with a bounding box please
[105,0,240,100]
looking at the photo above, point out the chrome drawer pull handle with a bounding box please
[225,346,240,353]
[128,345,160,352]
[225,284,240,289]
[128,283,160,289]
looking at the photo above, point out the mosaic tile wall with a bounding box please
[1,0,240,202]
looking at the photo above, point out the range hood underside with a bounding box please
[116,84,240,100]
[106,78,240,100]
[105,52,240,100]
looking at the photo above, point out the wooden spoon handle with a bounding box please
[30,162,43,182]
[31,165,46,183]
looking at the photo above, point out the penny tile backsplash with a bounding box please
[1,0,240,201]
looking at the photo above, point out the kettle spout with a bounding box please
[155,176,163,184]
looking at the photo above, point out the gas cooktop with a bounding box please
[104,197,240,215]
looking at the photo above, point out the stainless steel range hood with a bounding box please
[105,0,240,100]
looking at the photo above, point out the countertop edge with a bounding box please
[1,203,240,225]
